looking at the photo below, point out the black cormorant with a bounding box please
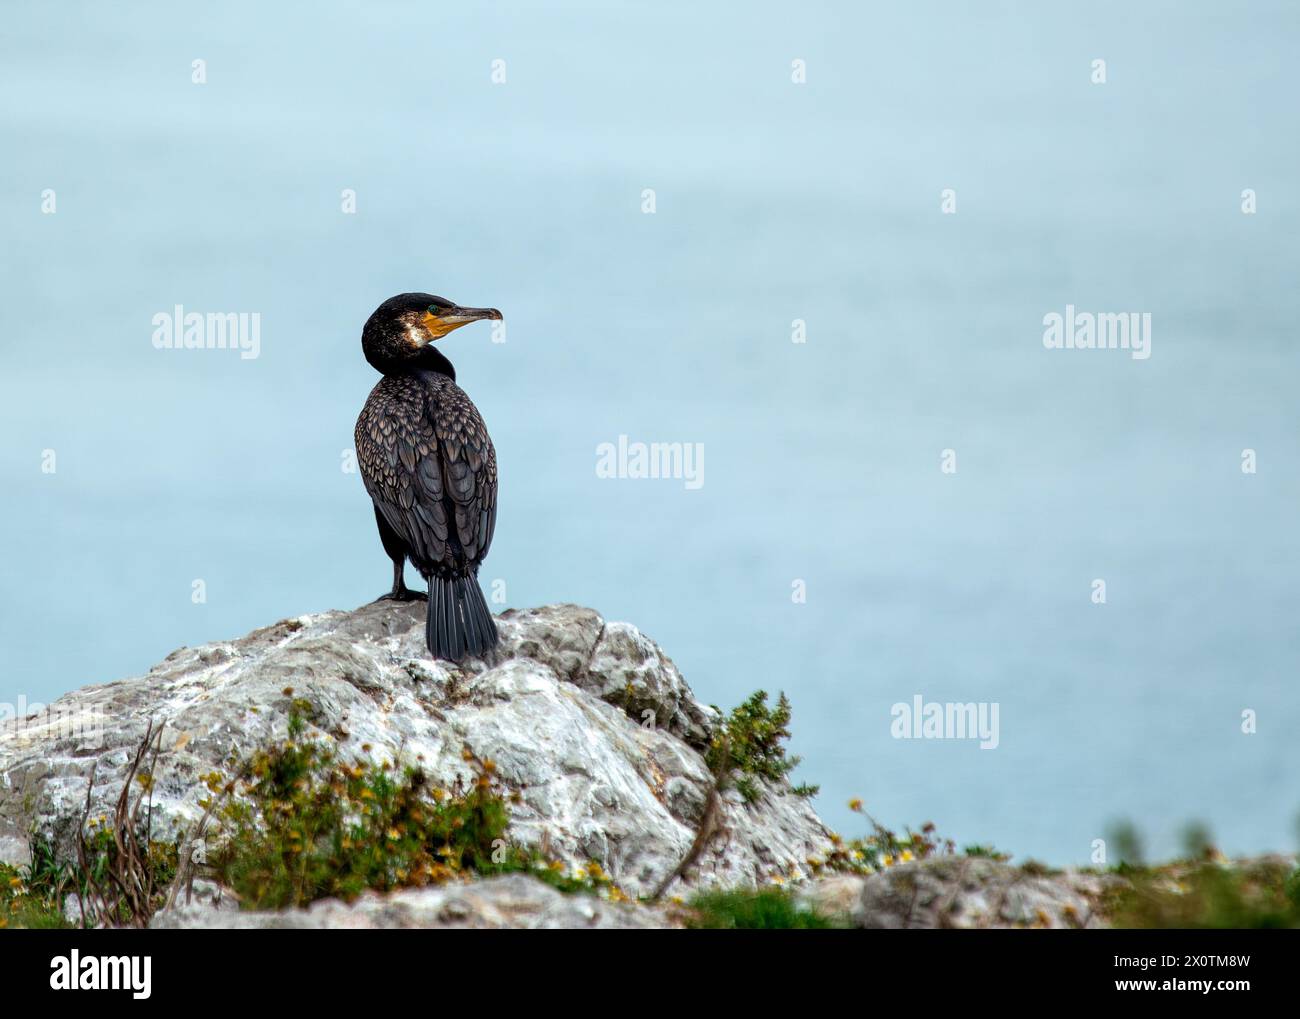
[354,293,501,661]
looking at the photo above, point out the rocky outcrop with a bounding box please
[0,601,1132,929]
[151,874,681,930]
[0,601,828,899]
[798,857,1118,929]
[150,859,1117,930]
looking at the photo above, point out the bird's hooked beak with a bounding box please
[421,305,503,341]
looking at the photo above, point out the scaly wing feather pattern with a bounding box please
[354,373,496,575]
[433,379,498,565]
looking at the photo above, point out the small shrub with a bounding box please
[209,715,501,908]
[522,858,625,899]
[207,711,626,909]
[72,721,180,927]
[707,691,817,803]
[78,821,178,926]
[820,803,956,876]
[0,826,178,930]
[0,837,72,929]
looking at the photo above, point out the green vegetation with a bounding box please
[2,721,180,929]
[205,708,626,910]
[686,887,839,929]
[816,800,956,876]
[79,821,178,925]
[1106,819,1146,871]
[707,691,818,803]
[7,693,1300,931]
[963,844,1011,861]
[0,827,178,930]
[1101,822,1300,929]
[1106,858,1300,929]
[1,836,71,929]
[3,706,626,928]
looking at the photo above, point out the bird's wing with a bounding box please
[355,375,497,571]
[433,381,498,565]
[355,375,451,567]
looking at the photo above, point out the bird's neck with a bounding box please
[406,345,456,381]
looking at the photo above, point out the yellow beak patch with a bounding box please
[421,310,461,339]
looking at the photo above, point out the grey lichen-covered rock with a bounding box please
[835,856,1116,929]
[0,601,830,898]
[151,873,681,929]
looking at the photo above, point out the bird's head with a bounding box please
[362,292,502,373]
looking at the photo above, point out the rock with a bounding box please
[1,600,1136,929]
[150,873,680,929]
[172,878,239,913]
[0,601,830,899]
[793,872,869,922]
[847,856,1116,929]
[62,892,85,926]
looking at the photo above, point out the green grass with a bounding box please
[1,840,70,929]
[963,844,1011,861]
[686,887,839,929]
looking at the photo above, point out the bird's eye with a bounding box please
[427,306,440,316]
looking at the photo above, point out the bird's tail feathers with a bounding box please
[426,573,499,662]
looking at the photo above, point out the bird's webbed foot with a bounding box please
[373,558,427,603]
[376,585,427,603]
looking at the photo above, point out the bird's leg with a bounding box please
[376,558,427,602]
[370,507,426,602]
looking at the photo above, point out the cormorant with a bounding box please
[354,293,501,661]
